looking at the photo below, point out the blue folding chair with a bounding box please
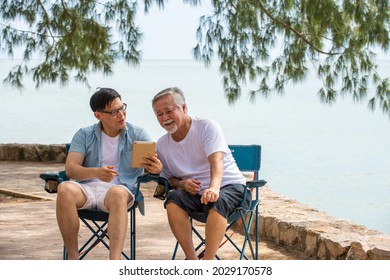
[171,144,267,260]
[39,144,167,260]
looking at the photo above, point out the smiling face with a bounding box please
[94,97,127,137]
[153,94,190,140]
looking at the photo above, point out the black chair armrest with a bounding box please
[39,170,68,183]
[135,174,171,199]
[246,179,267,189]
[39,172,62,193]
[39,172,61,183]
[235,180,266,209]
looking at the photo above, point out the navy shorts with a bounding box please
[164,183,252,220]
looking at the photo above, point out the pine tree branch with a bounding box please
[258,0,340,56]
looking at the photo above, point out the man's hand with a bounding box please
[140,153,163,174]
[96,166,118,182]
[201,188,220,204]
[178,179,201,195]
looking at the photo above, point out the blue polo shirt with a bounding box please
[68,122,151,214]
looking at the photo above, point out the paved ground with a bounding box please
[0,161,309,260]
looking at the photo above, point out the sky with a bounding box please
[136,1,212,60]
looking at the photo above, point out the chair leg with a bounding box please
[255,188,260,260]
[239,212,256,260]
[63,245,68,260]
[172,213,258,260]
[224,222,250,260]
[172,232,212,260]
[172,241,180,260]
[78,220,110,259]
[222,210,257,260]
[192,226,208,258]
[62,210,133,260]
[255,205,259,260]
[172,218,209,260]
[130,208,136,260]
[191,219,221,260]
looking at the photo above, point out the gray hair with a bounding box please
[152,87,186,108]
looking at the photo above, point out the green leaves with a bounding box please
[1,0,389,116]
[193,0,389,116]
[1,0,141,88]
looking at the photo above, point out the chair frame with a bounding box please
[62,173,166,260]
[40,144,167,260]
[170,144,266,260]
[62,209,135,260]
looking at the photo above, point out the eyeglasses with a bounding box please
[99,103,127,116]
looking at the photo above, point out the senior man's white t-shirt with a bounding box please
[156,117,246,194]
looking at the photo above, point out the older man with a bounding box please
[149,87,251,260]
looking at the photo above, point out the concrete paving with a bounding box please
[0,161,308,260]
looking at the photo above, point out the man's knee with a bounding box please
[105,187,132,208]
[166,202,189,222]
[57,182,86,208]
[164,190,189,211]
[207,208,224,218]
[57,182,79,199]
[166,201,182,211]
[166,189,187,202]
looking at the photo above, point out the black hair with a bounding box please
[89,88,122,112]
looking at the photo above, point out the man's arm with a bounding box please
[168,177,201,195]
[65,152,118,182]
[201,151,224,204]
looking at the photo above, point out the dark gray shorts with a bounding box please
[164,183,252,220]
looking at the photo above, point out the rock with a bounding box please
[259,185,390,260]
[0,144,66,162]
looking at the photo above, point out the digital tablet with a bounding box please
[131,141,156,168]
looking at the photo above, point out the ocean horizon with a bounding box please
[1,58,389,235]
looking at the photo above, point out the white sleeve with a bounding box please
[202,119,229,157]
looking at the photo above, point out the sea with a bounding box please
[1,58,389,235]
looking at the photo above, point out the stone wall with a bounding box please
[0,144,66,162]
[258,186,390,260]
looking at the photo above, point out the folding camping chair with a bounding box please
[171,144,267,260]
[39,144,168,260]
